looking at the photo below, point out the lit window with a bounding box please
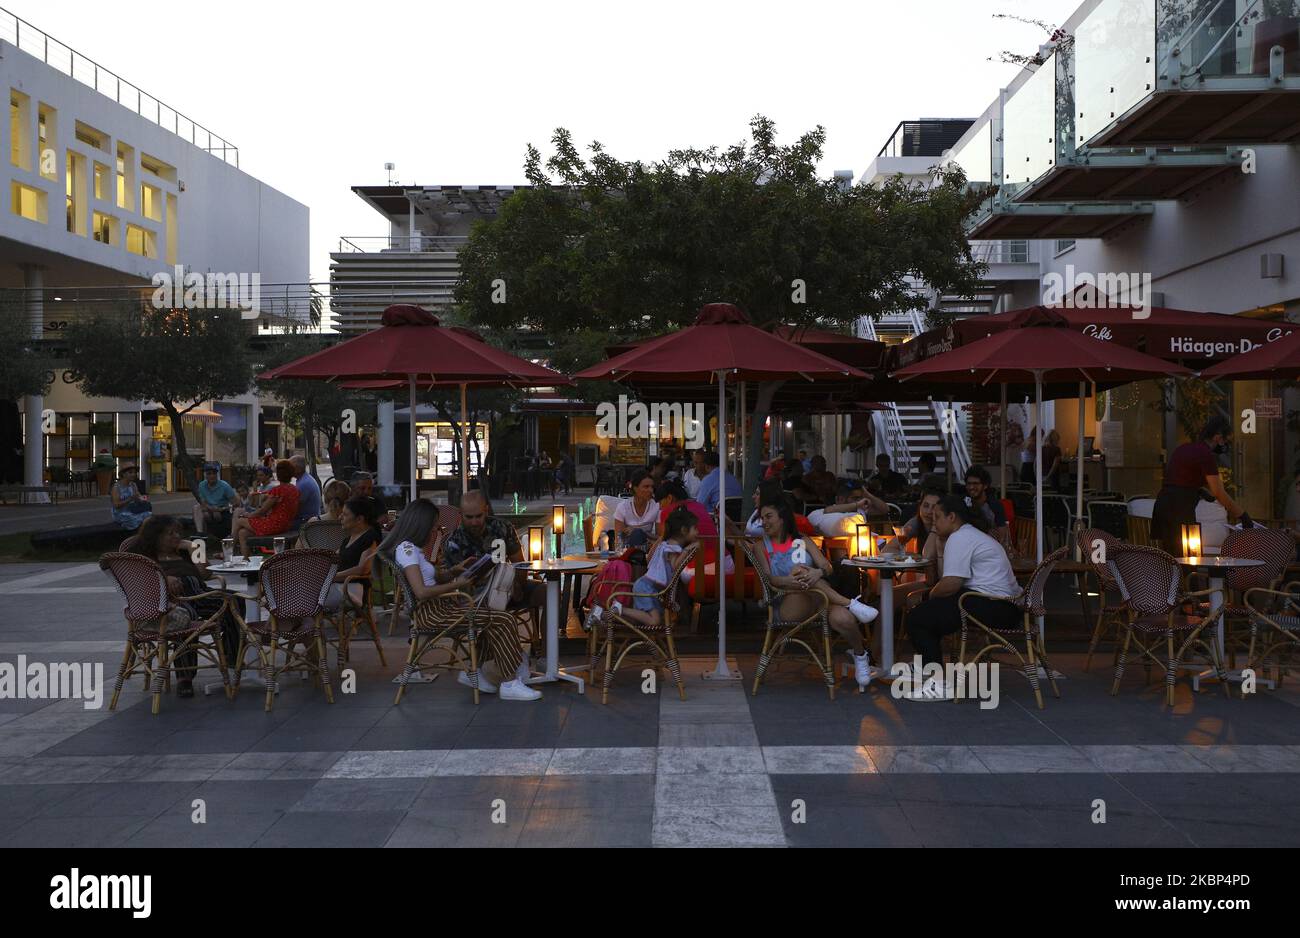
[10,182,47,223]
[92,211,117,244]
[126,224,157,258]
[94,163,108,201]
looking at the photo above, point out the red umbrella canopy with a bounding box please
[893,308,1192,386]
[1202,326,1300,381]
[575,303,869,384]
[259,305,569,387]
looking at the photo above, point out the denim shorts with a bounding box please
[632,575,663,613]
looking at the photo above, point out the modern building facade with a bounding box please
[1,7,310,490]
[869,0,1300,519]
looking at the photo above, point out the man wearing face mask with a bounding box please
[1152,415,1251,553]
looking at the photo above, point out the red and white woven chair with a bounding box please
[234,548,337,712]
[958,546,1068,710]
[1208,527,1294,667]
[100,552,234,715]
[1076,528,1128,672]
[1106,544,1230,707]
[1242,580,1300,691]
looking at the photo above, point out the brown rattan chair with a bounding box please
[323,558,387,671]
[1241,580,1300,690]
[1106,544,1230,707]
[1077,528,1128,672]
[1209,527,1294,666]
[740,538,837,699]
[234,548,338,712]
[298,518,347,552]
[594,543,698,705]
[958,546,1067,710]
[100,552,234,715]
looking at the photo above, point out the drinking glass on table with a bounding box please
[273,536,286,555]
[221,538,234,562]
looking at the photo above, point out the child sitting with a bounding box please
[597,505,699,629]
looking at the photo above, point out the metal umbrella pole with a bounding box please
[999,383,1008,496]
[1075,381,1086,534]
[1035,370,1046,641]
[460,382,470,495]
[707,369,735,681]
[409,376,419,506]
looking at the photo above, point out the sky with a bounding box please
[15,0,1083,284]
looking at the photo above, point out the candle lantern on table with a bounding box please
[552,505,565,558]
[1180,522,1202,558]
[528,526,545,563]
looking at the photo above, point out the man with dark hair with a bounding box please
[696,451,741,514]
[917,452,945,491]
[1151,415,1250,551]
[905,495,1022,698]
[193,461,240,537]
[964,464,1009,545]
[870,453,908,497]
[350,471,386,516]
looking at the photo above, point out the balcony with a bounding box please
[1078,0,1300,148]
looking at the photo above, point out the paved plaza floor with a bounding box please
[1,561,1299,848]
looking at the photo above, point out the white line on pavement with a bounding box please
[0,565,103,594]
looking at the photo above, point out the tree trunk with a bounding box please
[161,402,199,500]
[304,404,319,483]
[742,380,784,502]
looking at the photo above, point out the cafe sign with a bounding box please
[1254,398,1283,420]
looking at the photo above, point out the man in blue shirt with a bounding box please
[290,455,322,528]
[697,451,742,516]
[193,462,241,537]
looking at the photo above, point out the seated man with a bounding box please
[916,452,947,492]
[905,495,1022,698]
[696,451,742,515]
[441,491,546,642]
[793,454,838,505]
[193,462,241,537]
[350,471,387,517]
[290,455,322,530]
[964,464,1010,547]
[869,454,909,498]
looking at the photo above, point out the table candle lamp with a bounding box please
[855,523,876,559]
[528,526,545,563]
[1180,523,1202,558]
[552,505,565,558]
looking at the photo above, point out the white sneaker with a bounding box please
[584,606,604,630]
[609,600,623,618]
[909,676,954,701]
[499,679,542,701]
[851,651,873,689]
[458,671,498,694]
[848,598,879,625]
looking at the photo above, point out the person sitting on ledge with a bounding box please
[229,459,299,556]
[193,462,241,538]
[110,465,153,531]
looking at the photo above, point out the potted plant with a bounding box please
[1252,0,1300,75]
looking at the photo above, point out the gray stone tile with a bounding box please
[865,746,990,774]
[0,782,83,818]
[898,803,1058,847]
[763,745,875,775]
[435,749,554,777]
[0,754,132,784]
[532,775,655,811]
[39,781,199,819]
[657,723,759,747]
[0,731,72,757]
[351,727,466,752]
[545,747,656,776]
[656,747,767,775]
[96,753,238,782]
[410,775,542,814]
[518,805,653,848]
[1081,745,1213,773]
[162,780,316,817]
[124,812,283,848]
[325,750,448,779]
[5,815,151,847]
[384,808,524,848]
[1182,745,1300,773]
[658,700,753,724]
[290,777,425,813]
[780,805,918,848]
[256,810,405,848]
[656,772,775,807]
[972,745,1099,774]
[652,804,786,847]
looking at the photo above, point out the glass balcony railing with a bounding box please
[1159,0,1300,84]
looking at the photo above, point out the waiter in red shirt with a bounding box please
[1152,415,1250,552]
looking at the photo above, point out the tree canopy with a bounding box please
[0,295,56,401]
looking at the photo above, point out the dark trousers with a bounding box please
[907,591,1022,666]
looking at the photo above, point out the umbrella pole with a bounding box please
[1076,381,1086,535]
[460,383,470,496]
[707,370,734,681]
[999,383,1008,496]
[1035,371,1045,641]
[409,376,419,508]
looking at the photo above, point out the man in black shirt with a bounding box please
[870,454,908,497]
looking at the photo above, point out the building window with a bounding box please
[141,152,176,183]
[140,183,162,221]
[126,223,157,258]
[66,151,87,236]
[37,104,58,180]
[74,121,109,153]
[93,162,109,201]
[115,143,135,212]
[9,90,31,170]
[92,211,118,245]
[1055,239,1076,256]
[10,182,47,223]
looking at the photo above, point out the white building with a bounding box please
[868,0,1300,516]
[1,8,309,492]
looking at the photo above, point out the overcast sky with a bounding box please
[18,0,1081,283]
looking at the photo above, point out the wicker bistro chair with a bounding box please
[99,552,234,715]
[1241,580,1300,689]
[595,543,698,705]
[739,538,836,700]
[1077,528,1129,672]
[322,562,387,671]
[957,546,1067,710]
[1203,527,1294,665]
[1106,544,1231,707]
[234,549,338,712]
[298,519,347,552]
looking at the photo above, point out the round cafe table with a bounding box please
[842,554,931,682]
[203,556,271,697]
[1174,555,1265,690]
[517,559,598,693]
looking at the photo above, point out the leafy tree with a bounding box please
[65,304,258,493]
[456,115,986,495]
[0,294,55,401]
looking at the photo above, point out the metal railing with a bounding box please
[0,6,239,166]
[336,236,470,254]
[971,240,1031,264]
[860,318,915,480]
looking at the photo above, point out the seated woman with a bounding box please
[750,497,879,690]
[324,497,383,611]
[129,515,241,698]
[230,459,299,557]
[599,505,700,630]
[613,471,661,547]
[110,466,153,530]
[248,465,274,509]
[380,500,541,701]
[319,480,351,522]
[728,479,819,538]
[883,486,945,555]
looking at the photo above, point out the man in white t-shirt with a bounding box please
[905,495,1022,689]
[681,450,708,500]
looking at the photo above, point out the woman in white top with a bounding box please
[379,500,540,701]
[613,471,660,541]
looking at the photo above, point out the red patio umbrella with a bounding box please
[575,302,870,681]
[1201,327,1300,380]
[894,308,1192,569]
[260,305,569,495]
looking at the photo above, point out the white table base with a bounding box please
[525,575,588,694]
[1189,574,1276,691]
